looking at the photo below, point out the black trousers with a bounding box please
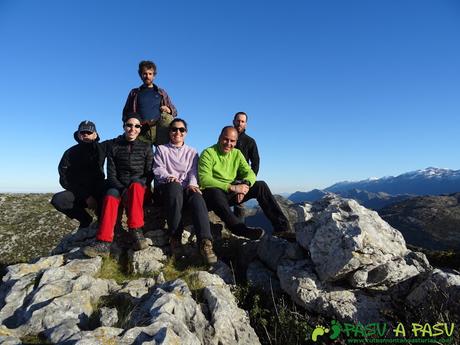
[157,182,212,241]
[202,180,289,233]
[51,189,102,227]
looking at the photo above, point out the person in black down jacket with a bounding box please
[51,121,111,228]
[233,111,260,222]
[83,113,153,257]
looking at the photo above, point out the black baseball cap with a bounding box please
[78,120,97,133]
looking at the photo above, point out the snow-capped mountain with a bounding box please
[288,168,460,207]
[324,167,460,195]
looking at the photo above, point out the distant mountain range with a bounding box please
[379,193,460,251]
[289,167,460,209]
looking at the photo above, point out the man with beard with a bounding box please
[233,111,260,222]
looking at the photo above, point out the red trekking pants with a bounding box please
[96,182,146,242]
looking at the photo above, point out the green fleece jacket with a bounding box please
[199,144,256,191]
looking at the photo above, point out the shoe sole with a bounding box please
[82,248,110,258]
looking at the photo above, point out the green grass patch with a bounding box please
[233,284,315,345]
[20,334,52,344]
[96,256,156,284]
[162,255,207,301]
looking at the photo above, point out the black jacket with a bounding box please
[107,135,154,191]
[58,132,112,200]
[236,131,260,175]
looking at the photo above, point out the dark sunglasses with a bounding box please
[79,131,94,135]
[125,123,141,128]
[170,127,186,133]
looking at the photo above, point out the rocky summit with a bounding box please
[0,193,459,344]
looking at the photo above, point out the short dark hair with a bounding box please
[138,60,157,76]
[233,111,248,121]
[169,118,188,131]
[219,126,238,137]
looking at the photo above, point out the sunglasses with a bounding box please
[79,131,94,135]
[125,123,141,128]
[170,127,186,133]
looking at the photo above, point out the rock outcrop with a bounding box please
[247,195,459,324]
[0,247,260,344]
[1,193,459,344]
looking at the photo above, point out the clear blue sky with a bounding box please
[0,0,459,193]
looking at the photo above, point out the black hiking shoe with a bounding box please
[231,224,265,240]
[82,241,111,258]
[131,228,149,251]
[200,239,218,264]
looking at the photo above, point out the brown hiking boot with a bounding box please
[130,228,149,251]
[200,239,218,264]
[82,240,111,258]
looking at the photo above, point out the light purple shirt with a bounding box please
[153,143,199,188]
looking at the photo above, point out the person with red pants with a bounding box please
[83,113,153,257]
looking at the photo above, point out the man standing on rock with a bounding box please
[199,126,290,239]
[122,60,177,146]
[51,121,111,229]
[233,111,260,222]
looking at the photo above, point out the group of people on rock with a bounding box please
[51,60,290,265]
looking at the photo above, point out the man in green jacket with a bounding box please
[199,126,290,239]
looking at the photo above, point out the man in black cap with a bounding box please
[51,120,112,228]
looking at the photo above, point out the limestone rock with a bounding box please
[3,254,64,281]
[406,268,460,321]
[119,277,156,299]
[204,280,261,345]
[127,279,208,344]
[277,259,391,323]
[209,260,234,284]
[296,195,429,289]
[257,235,289,271]
[247,260,281,294]
[128,247,166,275]
[99,307,119,327]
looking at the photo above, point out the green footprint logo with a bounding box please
[311,325,329,342]
[329,320,342,340]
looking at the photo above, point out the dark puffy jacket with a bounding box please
[236,131,260,175]
[58,132,112,200]
[107,135,154,191]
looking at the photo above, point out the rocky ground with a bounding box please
[0,194,77,271]
[1,193,459,344]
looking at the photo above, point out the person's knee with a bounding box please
[188,190,206,206]
[106,188,121,198]
[130,179,146,187]
[51,191,75,211]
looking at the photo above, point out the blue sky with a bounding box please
[0,0,459,193]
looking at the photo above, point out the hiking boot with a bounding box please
[272,230,296,241]
[82,240,111,258]
[230,224,265,240]
[200,239,218,264]
[243,226,265,240]
[131,228,149,251]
